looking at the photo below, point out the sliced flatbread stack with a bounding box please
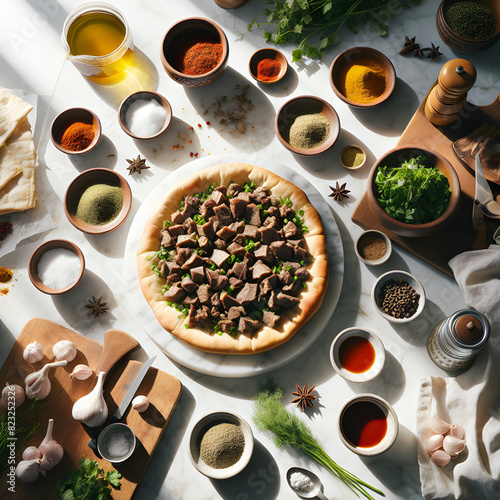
[0,88,36,215]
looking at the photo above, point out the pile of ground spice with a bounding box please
[61,121,95,151]
[199,422,244,469]
[256,58,281,82]
[0,267,13,283]
[339,58,386,104]
[288,112,330,150]
[75,183,124,225]
[357,235,386,260]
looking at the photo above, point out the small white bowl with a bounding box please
[338,394,398,456]
[97,423,136,463]
[355,230,392,266]
[330,327,385,383]
[188,411,254,479]
[372,270,425,323]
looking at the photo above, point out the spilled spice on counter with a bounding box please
[357,235,386,261]
[379,279,419,319]
[199,422,244,469]
[0,221,12,241]
[288,112,330,150]
[0,287,9,295]
[0,267,13,283]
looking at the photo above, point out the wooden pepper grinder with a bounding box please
[425,58,477,127]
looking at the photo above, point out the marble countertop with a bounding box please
[1,0,499,499]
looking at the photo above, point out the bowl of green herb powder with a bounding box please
[64,168,132,234]
[188,410,254,479]
[367,146,461,237]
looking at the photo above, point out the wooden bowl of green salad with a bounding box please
[367,146,461,237]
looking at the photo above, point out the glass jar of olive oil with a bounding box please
[62,3,133,82]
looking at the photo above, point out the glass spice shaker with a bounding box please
[427,309,490,372]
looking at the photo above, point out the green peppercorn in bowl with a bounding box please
[371,270,426,324]
[64,168,132,234]
[188,410,254,479]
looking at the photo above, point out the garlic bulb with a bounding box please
[430,415,450,435]
[430,449,451,467]
[25,360,67,400]
[39,418,56,448]
[426,434,444,455]
[22,446,41,460]
[132,395,150,413]
[23,341,44,364]
[72,371,108,427]
[443,435,466,456]
[39,441,64,471]
[53,340,77,362]
[1,382,25,409]
[448,423,466,441]
[71,364,93,381]
[15,458,41,483]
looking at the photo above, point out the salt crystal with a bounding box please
[106,430,132,458]
[125,99,167,137]
[290,471,314,492]
[37,248,81,290]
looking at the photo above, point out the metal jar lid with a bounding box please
[451,309,490,349]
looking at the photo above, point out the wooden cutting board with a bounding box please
[0,318,182,499]
[352,90,500,277]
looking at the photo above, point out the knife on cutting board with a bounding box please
[88,355,157,451]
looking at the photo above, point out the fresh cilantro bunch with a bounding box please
[56,458,122,500]
[375,156,451,224]
[248,0,421,62]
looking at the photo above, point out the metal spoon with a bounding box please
[287,466,329,500]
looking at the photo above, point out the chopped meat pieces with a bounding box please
[243,224,259,240]
[263,216,279,229]
[197,220,216,240]
[210,249,230,267]
[221,291,240,310]
[251,260,272,281]
[283,221,298,239]
[295,267,310,280]
[181,253,205,271]
[230,197,247,219]
[238,316,260,333]
[207,269,229,291]
[181,277,198,294]
[228,261,248,281]
[258,226,280,245]
[176,233,197,248]
[270,240,293,261]
[218,319,237,333]
[254,244,272,263]
[190,266,205,284]
[183,217,197,234]
[171,210,185,224]
[229,277,244,289]
[160,229,175,249]
[198,236,210,251]
[213,203,233,225]
[164,285,186,303]
[245,203,261,226]
[213,238,226,250]
[169,224,186,237]
[196,285,211,305]
[262,310,280,328]
[199,198,217,219]
[173,247,192,265]
[227,306,246,321]
[211,190,228,206]
[216,226,237,241]
[227,242,246,258]
[236,283,258,305]
[167,273,181,285]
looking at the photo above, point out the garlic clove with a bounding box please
[15,458,41,483]
[1,382,25,409]
[430,449,451,467]
[72,371,108,428]
[448,423,466,441]
[430,415,451,435]
[53,340,77,363]
[71,364,93,381]
[426,434,444,456]
[22,446,41,460]
[23,341,44,364]
[132,395,150,413]
[443,435,466,456]
[25,360,67,400]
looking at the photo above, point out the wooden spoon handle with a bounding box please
[94,329,140,375]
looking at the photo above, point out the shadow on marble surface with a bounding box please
[255,64,299,98]
[0,318,16,368]
[361,423,424,500]
[212,439,280,500]
[184,66,276,152]
[67,135,119,171]
[350,78,420,138]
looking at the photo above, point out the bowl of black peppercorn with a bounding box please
[371,270,426,323]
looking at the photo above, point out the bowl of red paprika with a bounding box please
[51,107,101,155]
[249,48,288,84]
[160,17,229,87]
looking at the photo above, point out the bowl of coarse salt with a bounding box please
[118,91,172,140]
[97,423,136,463]
[28,239,85,295]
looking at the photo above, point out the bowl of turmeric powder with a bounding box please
[329,47,396,108]
[51,107,101,155]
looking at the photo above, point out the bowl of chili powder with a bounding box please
[160,17,229,87]
[51,107,101,155]
[249,48,288,84]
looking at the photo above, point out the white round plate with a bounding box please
[124,154,344,377]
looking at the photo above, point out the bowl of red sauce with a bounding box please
[330,327,385,383]
[160,17,229,87]
[338,394,398,456]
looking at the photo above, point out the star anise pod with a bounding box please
[427,43,442,59]
[399,35,419,55]
[291,383,316,412]
[126,155,150,175]
[84,296,109,318]
[329,182,350,202]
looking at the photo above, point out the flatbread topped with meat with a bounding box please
[137,163,328,354]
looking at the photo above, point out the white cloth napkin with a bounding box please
[416,244,500,500]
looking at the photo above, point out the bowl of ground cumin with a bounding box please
[275,95,340,156]
[160,17,229,87]
[51,107,101,155]
[188,410,254,479]
[355,230,392,266]
[329,47,396,108]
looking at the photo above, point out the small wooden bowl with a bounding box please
[188,410,254,479]
[338,394,399,456]
[28,239,85,295]
[51,108,101,155]
[275,95,340,156]
[372,270,426,324]
[119,91,172,140]
[366,145,461,237]
[249,48,288,84]
[437,0,500,54]
[213,0,249,7]
[160,17,229,87]
[329,47,396,108]
[64,168,132,234]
